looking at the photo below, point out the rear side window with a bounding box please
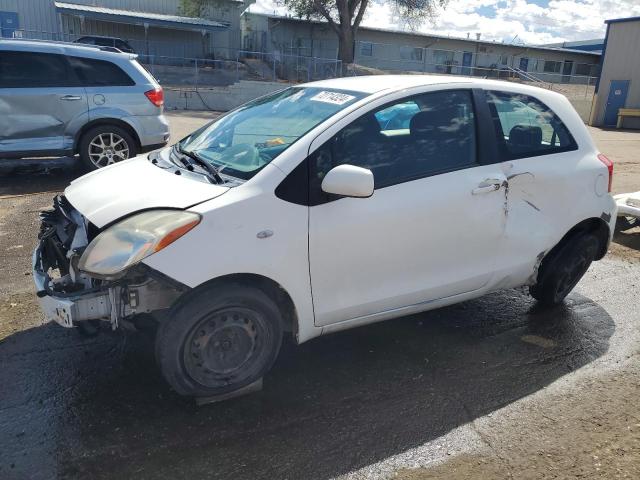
[486,90,577,160]
[68,56,135,87]
[0,51,73,88]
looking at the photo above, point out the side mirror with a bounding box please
[321,164,374,198]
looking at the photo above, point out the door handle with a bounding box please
[60,95,82,101]
[472,179,503,195]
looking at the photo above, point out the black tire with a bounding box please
[155,284,283,397]
[530,234,599,306]
[79,125,137,170]
[615,216,638,232]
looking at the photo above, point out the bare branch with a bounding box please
[352,0,368,28]
[313,0,340,33]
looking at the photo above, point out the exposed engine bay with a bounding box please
[34,196,186,330]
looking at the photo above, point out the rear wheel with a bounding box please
[79,125,137,170]
[155,284,283,397]
[530,234,599,306]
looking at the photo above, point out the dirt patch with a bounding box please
[0,292,43,341]
[610,227,640,263]
[395,365,640,480]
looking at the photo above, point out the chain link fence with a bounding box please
[7,30,341,87]
[138,51,341,87]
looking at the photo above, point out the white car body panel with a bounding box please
[57,76,616,344]
[65,156,228,227]
[308,164,507,326]
[614,191,640,218]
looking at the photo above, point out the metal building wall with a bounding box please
[591,19,640,128]
[0,0,60,36]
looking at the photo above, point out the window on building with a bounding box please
[309,90,477,195]
[543,60,562,73]
[295,37,312,56]
[360,41,373,57]
[400,46,423,61]
[67,56,135,87]
[575,63,594,76]
[486,90,577,160]
[433,49,455,73]
[0,51,73,87]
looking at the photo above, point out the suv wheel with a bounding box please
[79,125,137,170]
[530,233,599,306]
[155,284,283,397]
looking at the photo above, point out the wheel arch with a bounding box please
[176,273,300,341]
[74,118,141,154]
[542,217,611,270]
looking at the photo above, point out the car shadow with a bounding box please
[0,157,84,197]
[613,228,640,251]
[0,289,614,480]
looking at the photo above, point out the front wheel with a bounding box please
[155,284,283,397]
[530,234,599,306]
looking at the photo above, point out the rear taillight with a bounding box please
[597,154,613,192]
[144,87,164,107]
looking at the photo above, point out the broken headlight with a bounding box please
[78,210,201,278]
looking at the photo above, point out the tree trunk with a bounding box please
[337,26,355,74]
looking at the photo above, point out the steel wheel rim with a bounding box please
[183,307,265,387]
[88,133,129,168]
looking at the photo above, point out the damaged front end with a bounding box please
[33,196,187,331]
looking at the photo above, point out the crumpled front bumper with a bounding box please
[33,246,110,328]
[614,192,640,218]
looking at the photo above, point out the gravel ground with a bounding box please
[0,114,638,479]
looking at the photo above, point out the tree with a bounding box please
[178,0,208,17]
[282,0,448,66]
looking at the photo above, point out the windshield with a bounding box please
[179,87,368,180]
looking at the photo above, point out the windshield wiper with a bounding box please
[174,144,224,184]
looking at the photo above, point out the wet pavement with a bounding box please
[0,284,618,480]
[1,116,639,479]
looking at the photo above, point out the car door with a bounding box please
[483,89,582,281]
[0,50,88,155]
[308,89,508,327]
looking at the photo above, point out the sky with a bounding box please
[247,0,640,45]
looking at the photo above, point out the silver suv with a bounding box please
[0,39,169,169]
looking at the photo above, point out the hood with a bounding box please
[65,155,228,228]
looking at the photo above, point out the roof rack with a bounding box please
[0,37,126,54]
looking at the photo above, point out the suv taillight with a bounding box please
[144,87,164,107]
[597,154,613,192]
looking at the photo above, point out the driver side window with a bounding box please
[309,89,477,203]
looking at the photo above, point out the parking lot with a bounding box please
[0,112,639,480]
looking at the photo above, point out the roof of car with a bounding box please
[0,38,133,58]
[305,75,473,94]
[77,35,124,40]
[304,74,564,98]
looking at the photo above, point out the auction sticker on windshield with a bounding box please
[311,91,356,105]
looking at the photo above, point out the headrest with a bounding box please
[410,107,465,137]
[343,114,381,139]
[508,125,542,149]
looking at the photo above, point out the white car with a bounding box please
[614,191,640,231]
[34,76,616,398]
